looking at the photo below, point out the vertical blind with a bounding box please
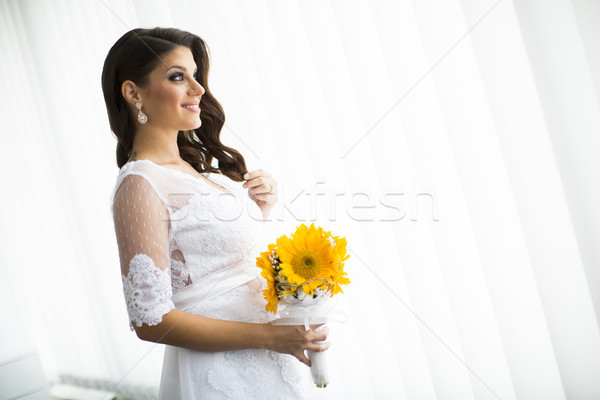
[0,0,599,398]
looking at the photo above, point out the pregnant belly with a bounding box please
[186,278,275,323]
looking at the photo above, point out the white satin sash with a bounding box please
[172,258,258,311]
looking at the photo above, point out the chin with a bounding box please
[180,119,202,131]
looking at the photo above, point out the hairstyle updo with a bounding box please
[101,27,248,181]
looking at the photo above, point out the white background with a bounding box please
[1,0,600,398]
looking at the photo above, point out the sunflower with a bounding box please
[276,223,337,295]
[256,223,351,313]
[256,248,279,313]
[328,235,351,295]
[330,260,350,295]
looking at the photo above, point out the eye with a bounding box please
[169,72,199,82]
[169,72,184,81]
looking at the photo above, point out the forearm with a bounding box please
[134,308,330,367]
[135,309,272,352]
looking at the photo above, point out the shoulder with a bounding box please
[111,161,168,211]
[117,159,162,179]
[113,160,158,191]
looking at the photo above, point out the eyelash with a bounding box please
[170,72,198,82]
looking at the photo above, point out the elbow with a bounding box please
[131,310,175,342]
[134,323,164,343]
[134,320,175,344]
[133,325,152,342]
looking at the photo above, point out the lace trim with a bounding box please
[169,239,191,293]
[206,350,305,399]
[170,258,191,292]
[121,253,175,330]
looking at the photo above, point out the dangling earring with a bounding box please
[136,102,148,124]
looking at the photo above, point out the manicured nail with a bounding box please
[244,173,249,179]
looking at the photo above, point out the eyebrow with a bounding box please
[166,65,198,73]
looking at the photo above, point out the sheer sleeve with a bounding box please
[112,174,175,331]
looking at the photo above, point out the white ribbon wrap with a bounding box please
[172,259,258,311]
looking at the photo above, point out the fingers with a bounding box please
[304,324,329,351]
[243,172,277,195]
[244,169,272,180]
[245,179,277,195]
[269,324,331,365]
[306,341,330,353]
[243,175,269,188]
[294,342,329,368]
[247,184,278,203]
[251,186,275,197]
[295,351,312,367]
[310,324,329,342]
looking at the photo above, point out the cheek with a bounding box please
[149,85,183,113]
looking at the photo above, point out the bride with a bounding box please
[101,27,329,399]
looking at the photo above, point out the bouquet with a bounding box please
[256,223,350,387]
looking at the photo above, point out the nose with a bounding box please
[190,79,205,96]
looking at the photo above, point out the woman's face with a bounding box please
[136,46,205,131]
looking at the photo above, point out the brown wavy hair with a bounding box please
[101,27,247,182]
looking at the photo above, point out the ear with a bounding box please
[121,80,142,106]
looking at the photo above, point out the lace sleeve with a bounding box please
[112,174,175,330]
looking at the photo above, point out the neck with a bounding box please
[130,125,182,164]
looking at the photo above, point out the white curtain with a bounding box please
[1,0,599,398]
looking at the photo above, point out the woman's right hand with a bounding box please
[266,323,330,367]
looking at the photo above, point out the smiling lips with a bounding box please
[181,102,200,113]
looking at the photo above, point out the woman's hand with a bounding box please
[266,323,330,367]
[243,169,278,220]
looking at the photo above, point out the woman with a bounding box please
[101,27,328,399]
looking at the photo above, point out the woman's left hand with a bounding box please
[243,169,278,220]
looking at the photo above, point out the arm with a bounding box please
[134,310,328,366]
[113,174,326,366]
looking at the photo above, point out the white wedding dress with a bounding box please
[111,159,309,399]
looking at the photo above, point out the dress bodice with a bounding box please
[110,159,308,399]
[112,159,266,290]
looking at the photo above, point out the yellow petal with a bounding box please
[306,230,320,250]
[256,253,271,270]
[276,236,296,263]
[261,268,274,282]
[317,242,333,262]
[293,230,307,251]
